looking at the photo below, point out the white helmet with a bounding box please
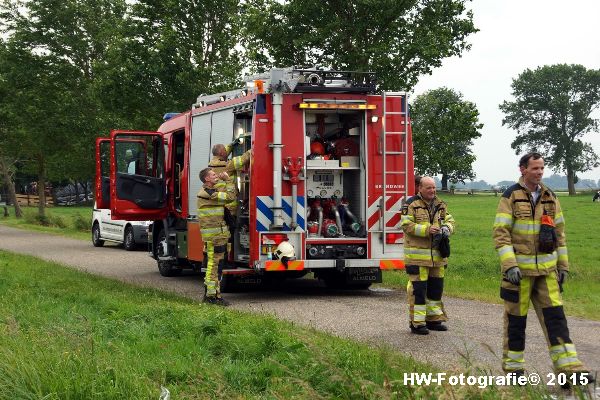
[274,240,295,267]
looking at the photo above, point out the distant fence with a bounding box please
[448,188,598,196]
[15,194,54,207]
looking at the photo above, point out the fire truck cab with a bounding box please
[95,68,414,289]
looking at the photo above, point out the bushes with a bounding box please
[15,207,89,232]
[72,214,89,232]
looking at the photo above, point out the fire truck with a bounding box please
[95,67,414,290]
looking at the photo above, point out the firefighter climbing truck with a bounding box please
[95,67,414,289]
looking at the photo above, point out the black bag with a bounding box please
[538,214,557,253]
[438,235,451,258]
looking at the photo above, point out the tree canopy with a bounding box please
[0,0,479,215]
[500,64,600,195]
[241,0,477,90]
[0,0,244,215]
[411,87,483,190]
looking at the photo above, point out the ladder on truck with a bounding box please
[380,91,410,253]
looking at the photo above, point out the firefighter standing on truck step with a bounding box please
[493,152,593,386]
[401,176,455,335]
[208,141,251,219]
[197,167,235,306]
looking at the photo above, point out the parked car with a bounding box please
[91,203,150,250]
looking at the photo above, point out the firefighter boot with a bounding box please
[426,321,448,331]
[560,371,596,389]
[203,296,230,307]
[410,324,429,335]
[506,370,527,386]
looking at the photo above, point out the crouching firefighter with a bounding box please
[197,168,236,306]
[401,176,455,335]
[493,153,592,385]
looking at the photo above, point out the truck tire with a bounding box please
[158,260,181,277]
[92,222,104,247]
[123,225,136,251]
[220,275,234,293]
[156,228,181,277]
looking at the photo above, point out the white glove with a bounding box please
[441,226,450,238]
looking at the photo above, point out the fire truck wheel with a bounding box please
[220,275,234,293]
[158,260,182,277]
[123,226,135,251]
[156,228,182,276]
[92,222,104,247]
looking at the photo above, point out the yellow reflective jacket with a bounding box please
[492,178,568,276]
[400,195,455,267]
[208,147,251,211]
[197,184,235,242]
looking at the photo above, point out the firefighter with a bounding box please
[209,142,251,228]
[125,149,136,174]
[400,176,455,335]
[197,167,236,306]
[493,152,592,384]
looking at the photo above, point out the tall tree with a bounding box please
[241,0,477,90]
[500,64,600,195]
[96,0,243,130]
[411,87,483,190]
[0,0,128,214]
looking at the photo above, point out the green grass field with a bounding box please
[382,193,600,320]
[2,250,555,400]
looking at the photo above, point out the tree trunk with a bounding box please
[84,181,89,204]
[566,167,576,195]
[37,154,46,217]
[441,174,449,191]
[0,155,23,218]
[74,180,80,205]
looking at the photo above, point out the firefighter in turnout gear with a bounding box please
[197,167,236,305]
[401,176,455,335]
[493,153,592,384]
[208,142,251,217]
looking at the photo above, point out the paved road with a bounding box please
[1,224,598,378]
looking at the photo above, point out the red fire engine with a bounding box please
[95,68,414,289]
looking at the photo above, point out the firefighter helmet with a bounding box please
[274,240,295,259]
[310,141,325,155]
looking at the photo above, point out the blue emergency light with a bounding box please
[163,112,179,121]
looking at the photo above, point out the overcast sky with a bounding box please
[412,0,600,184]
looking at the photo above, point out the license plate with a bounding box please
[346,268,382,283]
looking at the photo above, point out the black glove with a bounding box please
[230,137,242,147]
[505,267,522,285]
[558,269,568,284]
[438,235,450,258]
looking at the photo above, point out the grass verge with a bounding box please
[0,250,565,399]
